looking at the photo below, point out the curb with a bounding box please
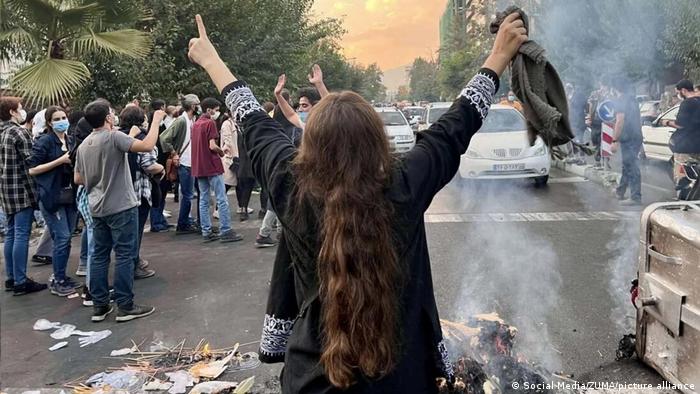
[553,160,620,190]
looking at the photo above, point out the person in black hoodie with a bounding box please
[188,13,526,393]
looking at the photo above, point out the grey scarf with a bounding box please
[490,6,575,156]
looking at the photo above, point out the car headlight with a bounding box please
[466,149,481,158]
[533,145,547,156]
[395,135,414,141]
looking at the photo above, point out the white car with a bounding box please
[642,105,679,163]
[418,102,452,131]
[375,107,416,154]
[459,105,550,186]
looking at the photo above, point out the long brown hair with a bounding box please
[293,91,400,388]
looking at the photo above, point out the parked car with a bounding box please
[639,100,661,124]
[418,102,452,131]
[459,105,550,186]
[641,105,679,162]
[374,107,416,154]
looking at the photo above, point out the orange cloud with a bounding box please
[313,0,446,70]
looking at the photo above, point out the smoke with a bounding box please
[604,213,640,335]
[452,181,563,371]
[502,0,670,94]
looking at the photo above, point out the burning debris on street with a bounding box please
[438,314,574,394]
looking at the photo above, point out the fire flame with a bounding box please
[201,343,211,357]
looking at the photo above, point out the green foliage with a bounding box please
[72,0,386,108]
[662,0,700,81]
[0,0,152,106]
[408,58,440,102]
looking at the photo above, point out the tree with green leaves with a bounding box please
[408,57,440,102]
[0,0,151,106]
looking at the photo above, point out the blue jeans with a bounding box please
[617,140,642,201]
[3,207,34,285]
[177,165,195,228]
[40,203,78,282]
[79,225,95,285]
[198,175,231,235]
[91,207,138,308]
[136,199,150,262]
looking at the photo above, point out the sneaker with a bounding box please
[31,255,52,265]
[202,232,220,243]
[4,279,14,292]
[116,304,155,322]
[220,230,244,243]
[82,288,93,307]
[240,212,249,222]
[255,234,277,248]
[163,210,172,218]
[213,210,220,220]
[83,287,115,306]
[150,226,171,233]
[176,224,199,235]
[258,210,266,220]
[138,258,150,269]
[620,199,643,206]
[76,266,87,277]
[135,266,156,280]
[63,276,84,289]
[13,278,48,296]
[92,305,114,322]
[50,279,77,297]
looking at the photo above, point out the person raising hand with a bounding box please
[188,12,527,393]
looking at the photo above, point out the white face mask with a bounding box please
[211,111,221,121]
[677,93,684,100]
[17,109,27,124]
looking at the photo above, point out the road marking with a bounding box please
[424,211,640,223]
[642,182,672,193]
[548,176,589,184]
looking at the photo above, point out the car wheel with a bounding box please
[534,175,549,188]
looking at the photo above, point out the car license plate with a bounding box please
[493,163,525,171]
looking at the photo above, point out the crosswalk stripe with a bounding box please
[424,211,640,223]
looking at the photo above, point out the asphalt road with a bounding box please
[0,167,676,391]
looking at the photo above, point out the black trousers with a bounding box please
[235,177,255,208]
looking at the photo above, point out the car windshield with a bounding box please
[428,107,449,123]
[404,108,423,117]
[479,109,526,133]
[378,111,407,126]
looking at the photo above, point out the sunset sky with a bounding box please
[312,0,446,71]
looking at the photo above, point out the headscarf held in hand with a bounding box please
[490,6,575,157]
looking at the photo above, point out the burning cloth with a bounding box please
[490,6,574,157]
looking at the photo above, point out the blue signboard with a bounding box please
[596,100,616,123]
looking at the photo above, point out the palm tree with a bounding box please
[0,0,151,106]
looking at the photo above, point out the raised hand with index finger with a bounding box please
[188,14,237,91]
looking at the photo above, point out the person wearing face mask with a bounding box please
[74,99,159,323]
[0,97,48,295]
[662,79,700,190]
[160,94,201,234]
[499,90,524,112]
[28,106,82,296]
[191,97,243,243]
[272,65,328,135]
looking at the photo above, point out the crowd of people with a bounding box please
[0,59,332,322]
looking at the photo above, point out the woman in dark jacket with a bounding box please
[188,13,526,394]
[28,106,81,297]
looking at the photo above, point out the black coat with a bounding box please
[221,68,498,393]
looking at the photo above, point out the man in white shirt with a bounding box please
[160,94,201,234]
